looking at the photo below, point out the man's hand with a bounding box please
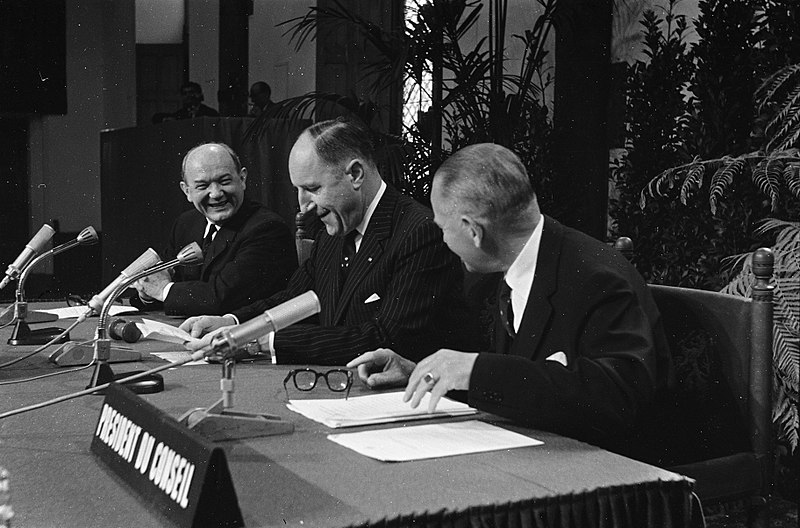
[179,315,237,342]
[346,348,416,388]
[404,349,478,413]
[134,270,171,302]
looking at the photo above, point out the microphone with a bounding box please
[210,290,320,356]
[84,242,203,395]
[0,224,55,290]
[6,226,99,347]
[86,248,161,315]
[108,319,142,343]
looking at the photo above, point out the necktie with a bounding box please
[339,230,358,288]
[498,279,516,338]
[202,225,218,257]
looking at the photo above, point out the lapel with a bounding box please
[332,186,398,324]
[506,216,562,359]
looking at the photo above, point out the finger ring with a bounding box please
[422,372,437,384]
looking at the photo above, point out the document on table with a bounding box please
[328,420,543,461]
[137,318,199,345]
[287,391,477,428]
[37,305,138,319]
[149,351,209,366]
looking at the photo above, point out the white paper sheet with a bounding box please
[37,305,138,319]
[287,391,477,428]
[138,318,199,345]
[327,420,543,461]
[150,351,210,366]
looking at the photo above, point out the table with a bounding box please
[0,305,700,528]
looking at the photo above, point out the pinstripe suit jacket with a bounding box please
[232,185,478,365]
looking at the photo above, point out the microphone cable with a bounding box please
[0,347,210,420]
[0,318,84,369]
[0,360,95,386]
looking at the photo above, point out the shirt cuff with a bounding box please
[224,314,240,325]
[256,332,276,364]
[161,282,175,302]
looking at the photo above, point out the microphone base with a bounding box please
[48,342,142,366]
[7,320,69,346]
[0,305,58,326]
[86,361,164,395]
[178,398,294,442]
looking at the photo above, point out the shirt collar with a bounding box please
[353,180,387,244]
[203,220,218,239]
[504,214,545,296]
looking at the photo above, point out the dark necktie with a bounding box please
[202,225,218,257]
[339,230,358,288]
[498,279,516,338]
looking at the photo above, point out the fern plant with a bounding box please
[643,63,800,452]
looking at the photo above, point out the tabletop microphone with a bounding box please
[211,290,320,356]
[108,318,142,343]
[86,248,161,315]
[0,224,56,290]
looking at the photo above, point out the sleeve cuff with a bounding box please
[161,282,175,302]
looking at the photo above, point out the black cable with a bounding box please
[0,362,95,386]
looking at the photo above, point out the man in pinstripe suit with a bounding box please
[180,117,478,365]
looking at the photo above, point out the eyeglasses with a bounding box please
[283,368,353,400]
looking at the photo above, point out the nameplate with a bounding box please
[90,384,243,527]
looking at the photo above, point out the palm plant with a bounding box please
[642,63,800,451]
[245,0,557,206]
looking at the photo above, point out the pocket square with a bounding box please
[545,351,567,367]
[364,293,381,304]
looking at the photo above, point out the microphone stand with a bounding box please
[85,242,202,395]
[178,291,320,441]
[178,356,294,441]
[7,227,98,346]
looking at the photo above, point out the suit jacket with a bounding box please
[133,201,296,316]
[468,217,672,453]
[232,185,479,365]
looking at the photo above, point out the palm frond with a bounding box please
[764,84,800,138]
[709,157,747,215]
[755,63,800,114]
[766,106,800,151]
[784,162,800,199]
[679,163,705,205]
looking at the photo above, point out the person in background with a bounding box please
[173,81,220,120]
[348,143,672,455]
[131,142,296,316]
[180,117,480,365]
[248,81,275,117]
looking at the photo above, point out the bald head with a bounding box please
[180,143,247,224]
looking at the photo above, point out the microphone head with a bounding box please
[121,321,142,343]
[121,248,161,278]
[177,242,203,265]
[266,290,320,333]
[77,226,99,245]
[109,318,128,340]
[29,224,56,253]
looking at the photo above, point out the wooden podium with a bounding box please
[99,117,306,285]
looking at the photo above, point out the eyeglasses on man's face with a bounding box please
[283,368,353,400]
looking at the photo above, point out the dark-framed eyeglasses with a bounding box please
[283,368,353,400]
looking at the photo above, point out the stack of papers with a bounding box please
[287,391,477,428]
[328,420,543,461]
